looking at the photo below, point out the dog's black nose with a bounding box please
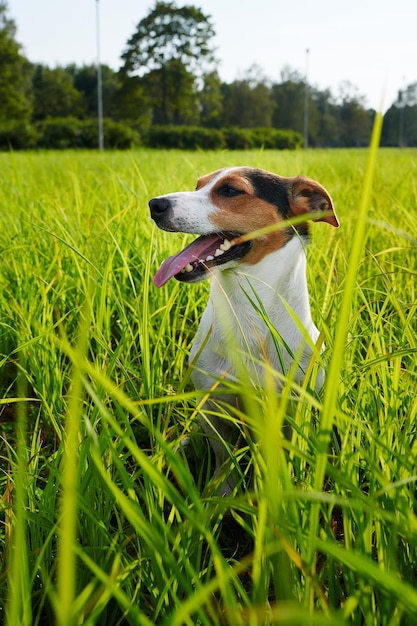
[149,197,171,220]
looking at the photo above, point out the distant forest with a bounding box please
[1,0,416,150]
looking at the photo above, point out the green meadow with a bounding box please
[1,139,417,625]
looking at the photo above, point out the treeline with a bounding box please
[1,1,416,150]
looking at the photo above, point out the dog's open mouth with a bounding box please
[154,232,252,287]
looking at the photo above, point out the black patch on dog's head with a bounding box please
[244,168,308,240]
[244,169,291,218]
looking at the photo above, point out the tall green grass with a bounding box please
[1,141,417,625]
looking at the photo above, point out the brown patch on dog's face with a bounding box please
[207,168,291,265]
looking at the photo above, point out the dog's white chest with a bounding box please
[189,243,320,391]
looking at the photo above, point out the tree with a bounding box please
[313,88,338,147]
[382,82,417,147]
[332,82,372,147]
[113,74,152,128]
[145,59,200,124]
[222,65,275,128]
[70,64,120,119]
[271,68,304,130]
[198,70,223,128]
[120,1,216,125]
[31,65,84,120]
[0,1,32,122]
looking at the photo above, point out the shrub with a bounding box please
[250,127,303,149]
[146,125,225,150]
[272,129,303,149]
[32,117,140,150]
[145,126,302,151]
[35,117,84,149]
[222,127,254,150]
[80,119,140,149]
[35,118,140,150]
[0,121,39,150]
[0,120,301,151]
[103,119,140,149]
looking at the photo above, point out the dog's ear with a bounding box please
[289,176,339,227]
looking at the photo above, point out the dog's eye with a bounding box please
[218,185,245,197]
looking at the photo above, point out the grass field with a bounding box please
[1,140,417,625]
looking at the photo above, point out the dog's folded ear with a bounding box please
[289,176,339,228]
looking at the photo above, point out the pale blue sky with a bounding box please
[8,0,417,111]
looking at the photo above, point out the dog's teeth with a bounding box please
[205,255,214,261]
[184,263,193,272]
[220,239,232,251]
[214,248,224,257]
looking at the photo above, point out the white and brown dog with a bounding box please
[149,167,338,494]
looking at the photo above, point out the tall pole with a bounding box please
[96,0,104,150]
[303,48,309,149]
[398,75,406,148]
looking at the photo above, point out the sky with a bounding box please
[7,0,417,112]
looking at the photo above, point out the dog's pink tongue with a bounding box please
[154,234,222,287]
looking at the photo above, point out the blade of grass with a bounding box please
[5,354,32,626]
[55,295,92,626]
[305,113,384,586]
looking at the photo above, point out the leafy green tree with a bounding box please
[198,70,223,128]
[313,88,339,147]
[271,69,306,134]
[270,68,321,145]
[222,65,274,128]
[382,82,417,147]
[0,1,32,122]
[113,74,152,128]
[32,65,84,120]
[120,1,216,125]
[332,82,372,147]
[69,64,120,119]
[145,59,199,125]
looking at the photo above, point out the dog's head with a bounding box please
[149,166,338,286]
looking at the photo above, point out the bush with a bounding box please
[80,119,140,149]
[35,117,83,149]
[0,121,39,150]
[0,120,301,151]
[146,125,225,150]
[103,119,140,149]
[272,129,303,149]
[35,118,140,150]
[146,126,303,150]
[250,127,303,149]
[222,127,255,150]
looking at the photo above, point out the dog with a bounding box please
[149,167,338,494]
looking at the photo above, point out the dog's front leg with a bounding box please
[198,394,241,496]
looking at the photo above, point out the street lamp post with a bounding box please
[96,0,104,150]
[303,48,309,149]
[398,76,406,148]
